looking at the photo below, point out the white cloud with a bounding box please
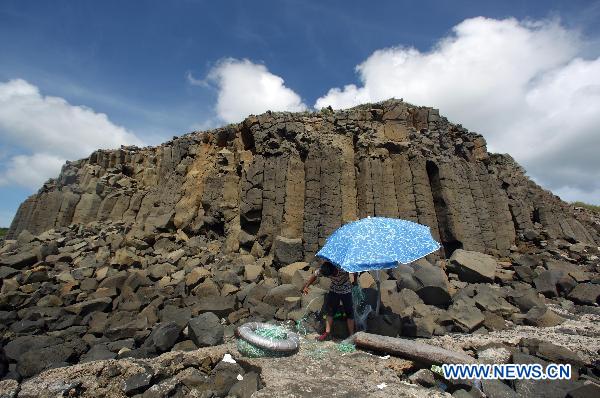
[207,58,307,123]
[0,153,65,189]
[314,17,600,204]
[0,79,143,189]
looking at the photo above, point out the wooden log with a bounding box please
[352,332,476,365]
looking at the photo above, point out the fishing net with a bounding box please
[337,342,356,353]
[352,285,372,331]
[237,325,291,358]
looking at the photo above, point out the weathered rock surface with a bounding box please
[7,100,597,258]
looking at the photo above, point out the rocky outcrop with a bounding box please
[7,100,598,260]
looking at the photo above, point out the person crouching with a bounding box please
[302,260,357,341]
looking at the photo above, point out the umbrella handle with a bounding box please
[375,270,381,315]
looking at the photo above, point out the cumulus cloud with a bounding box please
[0,79,143,189]
[206,58,307,123]
[314,17,600,203]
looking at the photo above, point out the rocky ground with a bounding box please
[1,218,599,397]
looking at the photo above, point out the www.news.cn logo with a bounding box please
[442,364,572,380]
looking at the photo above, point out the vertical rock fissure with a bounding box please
[426,160,459,258]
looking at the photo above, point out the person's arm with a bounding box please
[302,273,318,295]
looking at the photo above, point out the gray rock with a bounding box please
[17,344,73,378]
[473,290,518,317]
[482,380,518,398]
[123,369,153,395]
[409,369,436,387]
[210,360,244,396]
[524,306,565,327]
[533,270,561,298]
[80,345,116,362]
[535,342,585,366]
[159,305,191,329]
[0,248,38,269]
[272,236,303,265]
[448,298,485,331]
[65,297,112,316]
[449,250,496,283]
[510,287,546,312]
[192,295,236,317]
[144,321,182,353]
[566,383,600,398]
[412,261,451,306]
[188,312,224,347]
[4,335,62,361]
[263,284,299,307]
[567,283,600,305]
[228,371,259,398]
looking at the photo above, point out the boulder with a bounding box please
[143,321,182,353]
[210,360,244,396]
[482,311,507,331]
[263,284,299,307]
[510,287,546,312]
[122,369,154,395]
[17,344,74,378]
[243,264,263,281]
[449,250,496,283]
[192,295,235,317]
[188,312,224,347]
[412,261,451,306]
[4,335,62,362]
[473,290,518,317]
[272,236,303,265]
[159,305,191,328]
[80,345,117,362]
[533,270,561,298]
[409,369,436,387]
[0,248,38,269]
[279,262,308,284]
[482,380,518,398]
[228,371,259,398]
[448,298,485,332]
[567,283,600,305]
[524,306,565,327]
[535,342,585,366]
[65,297,112,316]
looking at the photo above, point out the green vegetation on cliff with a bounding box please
[0,228,7,238]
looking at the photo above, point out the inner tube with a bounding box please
[235,322,300,353]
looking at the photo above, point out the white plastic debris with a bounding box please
[377,383,387,390]
[379,355,390,360]
[222,353,237,363]
[237,374,244,381]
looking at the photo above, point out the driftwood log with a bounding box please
[352,332,476,365]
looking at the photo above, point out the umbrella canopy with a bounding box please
[316,217,441,273]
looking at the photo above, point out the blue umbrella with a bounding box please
[316,216,441,314]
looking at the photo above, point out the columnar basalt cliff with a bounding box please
[8,99,598,257]
[2,100,600,396]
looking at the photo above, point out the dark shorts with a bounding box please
[325,291,354,319]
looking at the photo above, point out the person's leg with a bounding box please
[346,318,355,335]
[318,292,337,341]
[325,315,334,333]
[341,292,355,335]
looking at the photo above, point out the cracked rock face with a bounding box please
[6,99,597,259]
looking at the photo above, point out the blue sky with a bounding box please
[1,0,600,227]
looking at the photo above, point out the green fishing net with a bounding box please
[237,325,291,358]
[337,342,356,353]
